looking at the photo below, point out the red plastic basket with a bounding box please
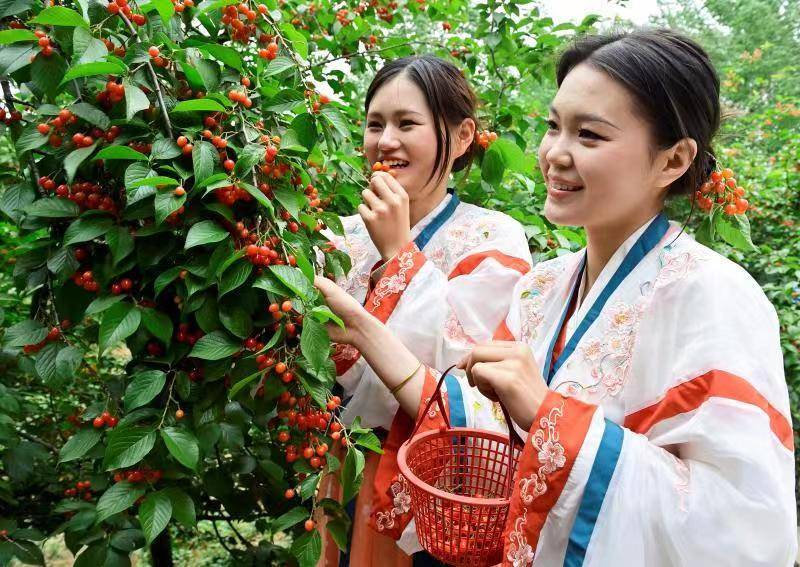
[397,366,523,567]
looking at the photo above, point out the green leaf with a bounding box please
[95,481,147,522]
[291,530,321,567]
[95,145,149,161]
[46,245,79,277]
[233,144,264,177]
[164,488,196,527]
[198,43,242,71]
[300,316,330,374]
[25,197,80,218]
[154,267,182,297]
[99,301,142,354]
[141,308,173,344]
[218,303,252,339]
[124,370,166,412]
[160,427,199,470]
[218,260,252,297]
[341,446,365,504]
[62,59,126,83]
[139,491,172,544]
[185,220,228,249]
[189,330,240,360]
[64,141,98,183]
[143,0,174,25]
[125,163,158,204]
[491,138,529,173]
[273,506,309,533]
[0,0,34,18]
[58,428,102,463]
[29,6,88,27]
[72,27,107,65]
[326,519,349,552]
[172,98,226,113]
[192,140,216,183]
[264,89,304,113]
[273,187,307,219]
[291,113,317,150]
[354,431,383,454]
[0,29,37,45]
[320,106,348,139]
[269,265,314,300]
[124,79,151,121]
[55,345,83,381]
[15,125,49,153]
[0,182,35,223]
[0,44,36,75]
[34,341,59,383]
[151,139,181,161]
[63,216,113,245]
[85,294,125,315]
[154,188,186,225]
[280,22,308,59]
[3,319,47,347]
[263,56,295,77]
[69,102,110,130]
[106,226,135,264]
[103,426,157,470]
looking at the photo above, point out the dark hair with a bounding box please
[365,55,478,187]
[556,29,720,196]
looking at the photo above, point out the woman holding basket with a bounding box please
[316,29,796,566]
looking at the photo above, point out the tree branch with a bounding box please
[118,13,174,139]
[17,429,59,456]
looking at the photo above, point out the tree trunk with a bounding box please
[149,530,174,567]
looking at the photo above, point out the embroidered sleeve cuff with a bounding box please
[364,241,427,324]
[502,391,598,561]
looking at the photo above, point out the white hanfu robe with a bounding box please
[329,192,533,429]
[372,214,796,566]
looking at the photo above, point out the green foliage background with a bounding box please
[0,0,797,565]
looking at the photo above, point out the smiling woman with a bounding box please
[316,55,534,566]
[315,30,796,566]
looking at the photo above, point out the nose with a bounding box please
[544,133,572,170]
[377,125,401,155]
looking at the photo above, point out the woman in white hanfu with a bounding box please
[315,29,797,566]
[317,55,533,567]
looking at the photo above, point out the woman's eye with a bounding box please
[545,119,558,130]
[578,128,603,140]
[367,122,382,130]
[399,120,416,128]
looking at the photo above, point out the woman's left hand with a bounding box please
[458,341,550,431]
[358,171,412,261]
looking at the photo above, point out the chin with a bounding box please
[543,199,583,228]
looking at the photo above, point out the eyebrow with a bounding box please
[366,109,425,120]
[549,105,620,130]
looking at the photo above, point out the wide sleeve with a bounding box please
[500,260,797,566]
[341,216,533,429]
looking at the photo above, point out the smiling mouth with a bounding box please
[548,180,583,192]
[382,159,410,169]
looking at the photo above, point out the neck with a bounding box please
[409,183,448,228]
[582,207,662,300]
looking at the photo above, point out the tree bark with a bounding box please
[149,530,174,567]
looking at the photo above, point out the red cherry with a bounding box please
[304,519,315,531]
[93,416,105,428]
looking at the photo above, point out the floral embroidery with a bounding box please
[374,475,411,531]
[558,245,702,402]
[518,258,572,343]
[505,509,534,567]
[371,251,416,309]
[444,312,474,346]
[519,403,565,504]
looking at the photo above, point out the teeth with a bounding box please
[384,159,409,168]
[549,182,582,192]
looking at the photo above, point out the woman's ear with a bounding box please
[656,137,698,189]
[454,117,476,158]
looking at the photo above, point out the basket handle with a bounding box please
[409,364,525,450]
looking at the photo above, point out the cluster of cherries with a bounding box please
[71,269,100,293]
[22,326,61,354]
[227,89,254,108]
[96,80,126,108]
[63,480,93,501]
[304,89,331,113]
[695,167,749,215]
[475,129,498,149]
[0,107,23,126]
[33,30,55,57]
[176,322,204,346]
[102,36,127,58]
[220,3,269,43]
[113,467,162,484]
[129,141,152,155]
[259,40,280,60]
[93,410,119,429]
[273,393,343,470]
[169,0,194,14]
[147,46,169,68]
[41,177,119,214]
[106,0,147,26]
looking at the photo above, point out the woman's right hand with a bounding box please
[314,276,373,347]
